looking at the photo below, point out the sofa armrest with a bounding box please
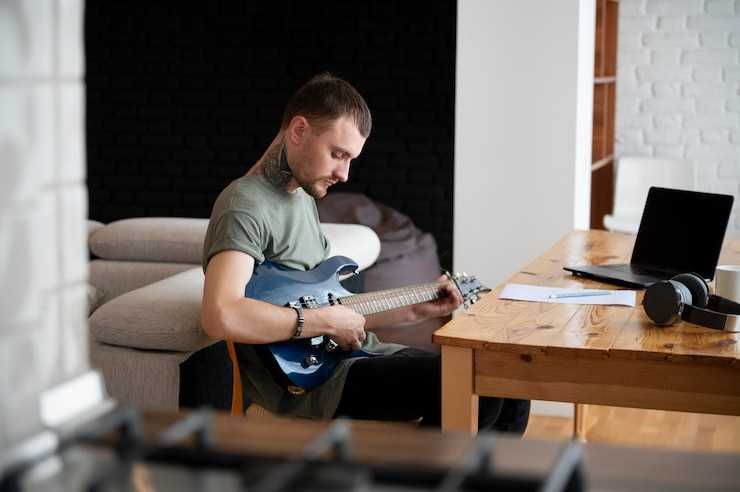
[89,267,214,352]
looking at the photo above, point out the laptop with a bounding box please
[564,187,734,288]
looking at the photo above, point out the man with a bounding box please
[201,73,529,432]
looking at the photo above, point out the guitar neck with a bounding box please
[338,280,451,316]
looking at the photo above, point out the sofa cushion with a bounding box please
[88,217,380,270]
[89,217,209,263]
[87,283,105,316]
[87,220,105,239]
[321,223,380,273]
[89,259,197,305]
[89,267,214,352]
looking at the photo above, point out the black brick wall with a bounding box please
[85,1,456,268]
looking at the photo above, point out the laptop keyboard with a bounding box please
[610,264,672,277]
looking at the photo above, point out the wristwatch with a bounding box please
[290,305,304,339]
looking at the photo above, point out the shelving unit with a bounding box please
[590,0,619,230]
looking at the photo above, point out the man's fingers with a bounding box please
[452,285,464,304]
[442,283,463,306]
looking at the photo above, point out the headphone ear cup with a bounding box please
[668,279,693,306]
[671,273,709,307]
[643,280,690,325]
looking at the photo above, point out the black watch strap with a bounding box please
[290,305,304,339]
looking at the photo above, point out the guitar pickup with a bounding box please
[298,296,319,309]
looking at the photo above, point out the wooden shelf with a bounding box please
[592,155,614,171]
[590,159,615,230]
[590,0,618,231]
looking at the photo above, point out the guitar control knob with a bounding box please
[303,355,319,368]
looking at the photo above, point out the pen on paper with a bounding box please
[548,291,611,299]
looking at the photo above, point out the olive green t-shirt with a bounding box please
[202,173,404,419]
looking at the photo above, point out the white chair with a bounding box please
[603,157,694,234]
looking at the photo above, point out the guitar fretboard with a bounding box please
[338,281,449,316]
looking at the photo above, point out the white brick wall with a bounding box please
[0,0,87,449]
[617,0,740,234]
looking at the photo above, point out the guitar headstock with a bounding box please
[448,272,491,308]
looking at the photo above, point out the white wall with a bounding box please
[0,0,88,449]
[455,0,594,289]
[616,0,740,234]
[455,0,595,417]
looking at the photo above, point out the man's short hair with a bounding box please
[281,73,372,138]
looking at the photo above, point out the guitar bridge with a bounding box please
[325,339,339,352]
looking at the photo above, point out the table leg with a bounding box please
[441,345,479,434]
[574,403,588,441]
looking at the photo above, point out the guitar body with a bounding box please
[244,256,376,390]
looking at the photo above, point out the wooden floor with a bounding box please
[524,405,740,453]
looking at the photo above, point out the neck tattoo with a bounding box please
[262,143,294,190]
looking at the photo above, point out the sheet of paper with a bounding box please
[498,283,636,307]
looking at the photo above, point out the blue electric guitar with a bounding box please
[244,256,490,391]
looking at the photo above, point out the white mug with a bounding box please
[714,265,740,303]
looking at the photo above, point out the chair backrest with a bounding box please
[612,157,695,221]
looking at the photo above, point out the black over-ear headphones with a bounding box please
[643,273,740,332]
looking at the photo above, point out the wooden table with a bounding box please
[433,230,740,434]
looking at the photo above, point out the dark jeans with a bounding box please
[334,348,530,434]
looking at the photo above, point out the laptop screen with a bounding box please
[631,187,734,280]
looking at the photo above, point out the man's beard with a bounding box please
[287,153,331,199]
[298,178,328,199]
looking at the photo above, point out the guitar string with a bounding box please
[346,277,468,314]
[342,280,451,315]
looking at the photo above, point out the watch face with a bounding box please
[643,281,681,325]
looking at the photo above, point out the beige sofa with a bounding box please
[87,217,381,411]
